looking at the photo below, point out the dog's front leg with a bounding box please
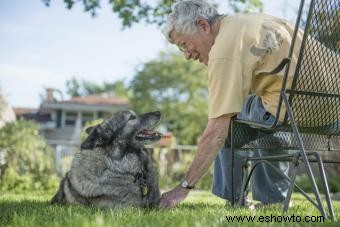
[142,150,161,208]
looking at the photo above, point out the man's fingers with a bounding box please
[159,197,176,209]
[158,197,169,209]
[158,189,182,209]
[159,201,170,209]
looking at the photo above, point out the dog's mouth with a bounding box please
[135,129,162,141]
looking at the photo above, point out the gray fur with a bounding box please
[51,110,161,208]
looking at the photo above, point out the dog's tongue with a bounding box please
[143,130,155,135]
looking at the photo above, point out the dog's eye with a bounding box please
[129,115,136,120]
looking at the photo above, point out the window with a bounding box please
[82,112,94,126]
[64,112,77,126]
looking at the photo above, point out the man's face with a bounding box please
[170,21,215,66]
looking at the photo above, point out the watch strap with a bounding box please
[181,179,195,189]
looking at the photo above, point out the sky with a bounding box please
[0,0,299,108]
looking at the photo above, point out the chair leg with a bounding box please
[309,151,335,220]
[245,153,322,206]
[238,157,297,209]
[231,119,235,205]
[283,94,327,218]
[283,156,299,212]
[238,160,250,206]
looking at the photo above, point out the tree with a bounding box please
[129,51,208,145]
[228,0,263,13]
[66,52,208,144]
[0,120,59,191]
[296,2,339,53]
[313,5,340,52]
[42,0,263,28]
[0,91,16,128]
[65,77,130,97]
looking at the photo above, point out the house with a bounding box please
[14,88,129,147]
[13,88,177,175]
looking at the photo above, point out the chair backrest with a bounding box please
[285,0,339,134]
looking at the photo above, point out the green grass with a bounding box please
[0,190,339,227]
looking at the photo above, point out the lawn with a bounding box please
[0,190,339,227]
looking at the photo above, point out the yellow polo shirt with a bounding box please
[208,13,303,121]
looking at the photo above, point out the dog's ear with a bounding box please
[81,126,103,150]
[80,111,135,150]
[85,126,95,134]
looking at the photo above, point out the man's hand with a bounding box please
[158,186,190,209]
[159,114,232,209]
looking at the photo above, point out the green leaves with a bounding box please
[64,52,208,144]
[228,0,263,13]
[65,77,130,98]
[0,120,59,191]
[129,52,208,144]
[42,0,263,28]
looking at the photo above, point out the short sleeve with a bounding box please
[208,58,247,119]
[206,14,287,119]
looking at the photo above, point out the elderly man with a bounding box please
[159,0,304,209]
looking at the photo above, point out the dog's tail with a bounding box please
[51,177,67,205]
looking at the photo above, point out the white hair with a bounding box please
[162,0,220,42]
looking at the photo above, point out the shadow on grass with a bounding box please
[172,203,224,210]
[1,200,51,213]
[0,200,106,226]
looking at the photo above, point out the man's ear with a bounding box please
[196,18,210,33]
[81,127,102,150]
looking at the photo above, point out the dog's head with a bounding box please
[80,110,162,150]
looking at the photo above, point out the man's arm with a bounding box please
[159,113,233,208]
[185,113,232,186]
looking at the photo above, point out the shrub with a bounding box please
[154,148,213,190]
[295,175,340,193]
[0,119,59,191]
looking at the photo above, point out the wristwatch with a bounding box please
[181,179,195,189]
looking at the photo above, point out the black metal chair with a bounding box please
[230,0,339,219]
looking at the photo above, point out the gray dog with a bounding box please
[51,110,162,208]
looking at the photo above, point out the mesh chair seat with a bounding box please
[233,121,340,151]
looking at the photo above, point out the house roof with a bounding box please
[54,95,129,106]
[13,107,38,116]
[14,95,129,124]
[13,107,51,123]
[40,94,129,112]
